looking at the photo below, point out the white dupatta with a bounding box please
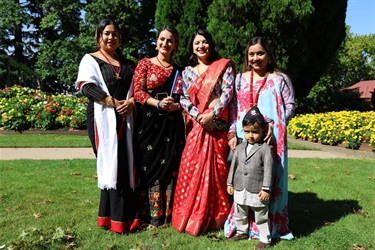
[76,54,135,190]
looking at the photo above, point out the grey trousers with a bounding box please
[234,203,271,244]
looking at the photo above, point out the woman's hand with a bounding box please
[228,137,237,151]
[227,186,234,195]
[158,96,175,111]
[264,123,273,144]
[197,112,215,129]
[168,102,181,112]
[116,98,135,116]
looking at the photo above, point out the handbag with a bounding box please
[211,118,227,132]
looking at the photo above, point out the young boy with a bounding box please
[227,106,275,249]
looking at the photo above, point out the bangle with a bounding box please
[157,100,162,110]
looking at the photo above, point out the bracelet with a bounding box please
[157,100,162,110]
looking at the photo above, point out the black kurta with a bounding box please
[81,55,140,233]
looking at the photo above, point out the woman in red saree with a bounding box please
[172,29,235,236]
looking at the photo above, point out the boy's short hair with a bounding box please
[242,106,267,129]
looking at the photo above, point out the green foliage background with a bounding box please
[1,0,375,112]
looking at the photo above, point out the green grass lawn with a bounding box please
[0,133,91,147]
[0,158,374,249]
[288,141,320,151]
[0,133,318,150]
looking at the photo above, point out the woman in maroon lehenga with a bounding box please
[172,29,235,236]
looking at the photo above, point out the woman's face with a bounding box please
[157,30,176,57]
[247,43,270,72]
[192,34,210,62]
[98,24,120,52]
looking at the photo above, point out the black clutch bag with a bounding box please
[211,118,227,132]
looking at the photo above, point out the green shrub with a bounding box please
[0,85,87,131]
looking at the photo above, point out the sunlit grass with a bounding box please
[0,132,316,150]
[0,133,91,147]
[0,158,374,249]
[288,141,320,151]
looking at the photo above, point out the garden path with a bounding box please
[0,137,374,160]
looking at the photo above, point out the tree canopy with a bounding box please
[0,0,156,93]
[155,0,348,111]
[0,0,360,113]
[304,30,375,112]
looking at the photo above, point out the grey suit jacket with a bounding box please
[227,141,275,193]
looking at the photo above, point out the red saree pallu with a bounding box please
[172,59,233,236]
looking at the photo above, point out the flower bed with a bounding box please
[0,85,87,131]
[288,111,375,150]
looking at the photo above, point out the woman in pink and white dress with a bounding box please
[225,36,295,242]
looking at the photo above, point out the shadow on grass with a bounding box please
[288,191,361,237]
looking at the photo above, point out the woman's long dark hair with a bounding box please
[95,19,121,46]
[242,36,279,73]
[188,29,220,67]
[95,19,124,59]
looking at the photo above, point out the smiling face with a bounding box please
[156,30,177,57]
[247,42,271,73]
[192,34,210,63]
[97,24,120,53]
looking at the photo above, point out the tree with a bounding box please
[155,0,347,107]
[155,0,212,66]
[1,0,348,98]
[0,0,42,88]
[207,0,261,69]
[35,0,83,93]
[304,30,375,112]
[34,0,156,93]
[206,0,347,105]
[82,0,156,61]
[1,0,156,93]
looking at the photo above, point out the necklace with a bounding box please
[196,64,208,76]
[249,69,269,107]
[99,50,121,80]
[156,56,171,68]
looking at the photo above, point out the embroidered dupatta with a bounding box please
[172,59,233,236]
